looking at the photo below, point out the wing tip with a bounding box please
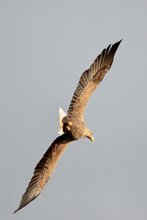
[13,206,21,214]
[112,39,122,51]
[115,39,122,46]
[117,39,123,43]
[106,39,122,63]
[13,201,28,214]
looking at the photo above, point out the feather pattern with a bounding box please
[14,134,73,213]
[68,40,122,119]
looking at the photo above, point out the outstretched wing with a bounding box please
[14,134,73,213]
[68,40,122,119]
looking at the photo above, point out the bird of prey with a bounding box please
[14,40,122,213]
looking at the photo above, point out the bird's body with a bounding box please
[14,40,122,213]
[62,116,91,140]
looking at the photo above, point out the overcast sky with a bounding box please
[0,0,147,220]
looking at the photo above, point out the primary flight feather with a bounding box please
[14,40,122,213]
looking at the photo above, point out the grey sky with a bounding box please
[0,0,147,219]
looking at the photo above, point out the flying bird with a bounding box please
[14,40,122,213]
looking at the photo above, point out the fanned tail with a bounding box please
[58,107,66,135]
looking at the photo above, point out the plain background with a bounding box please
[0,0,147,219]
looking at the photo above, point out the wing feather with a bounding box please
[14,134,73,213]
[68,40,122,119]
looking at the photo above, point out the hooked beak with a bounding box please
[88,135,94,142]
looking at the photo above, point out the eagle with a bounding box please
[14,40,122,213]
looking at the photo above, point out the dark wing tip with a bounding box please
[114,39,123,45]
[13,200,31,214]
[13,205,21,214]
[110,39,122,54]
[115,39,122,46]
[104,39,122,66]
[117,39,123,43]
[13,208,19,214]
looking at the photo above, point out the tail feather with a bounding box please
[58,107,66,135]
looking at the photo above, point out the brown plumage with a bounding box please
[14,40,122,213]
